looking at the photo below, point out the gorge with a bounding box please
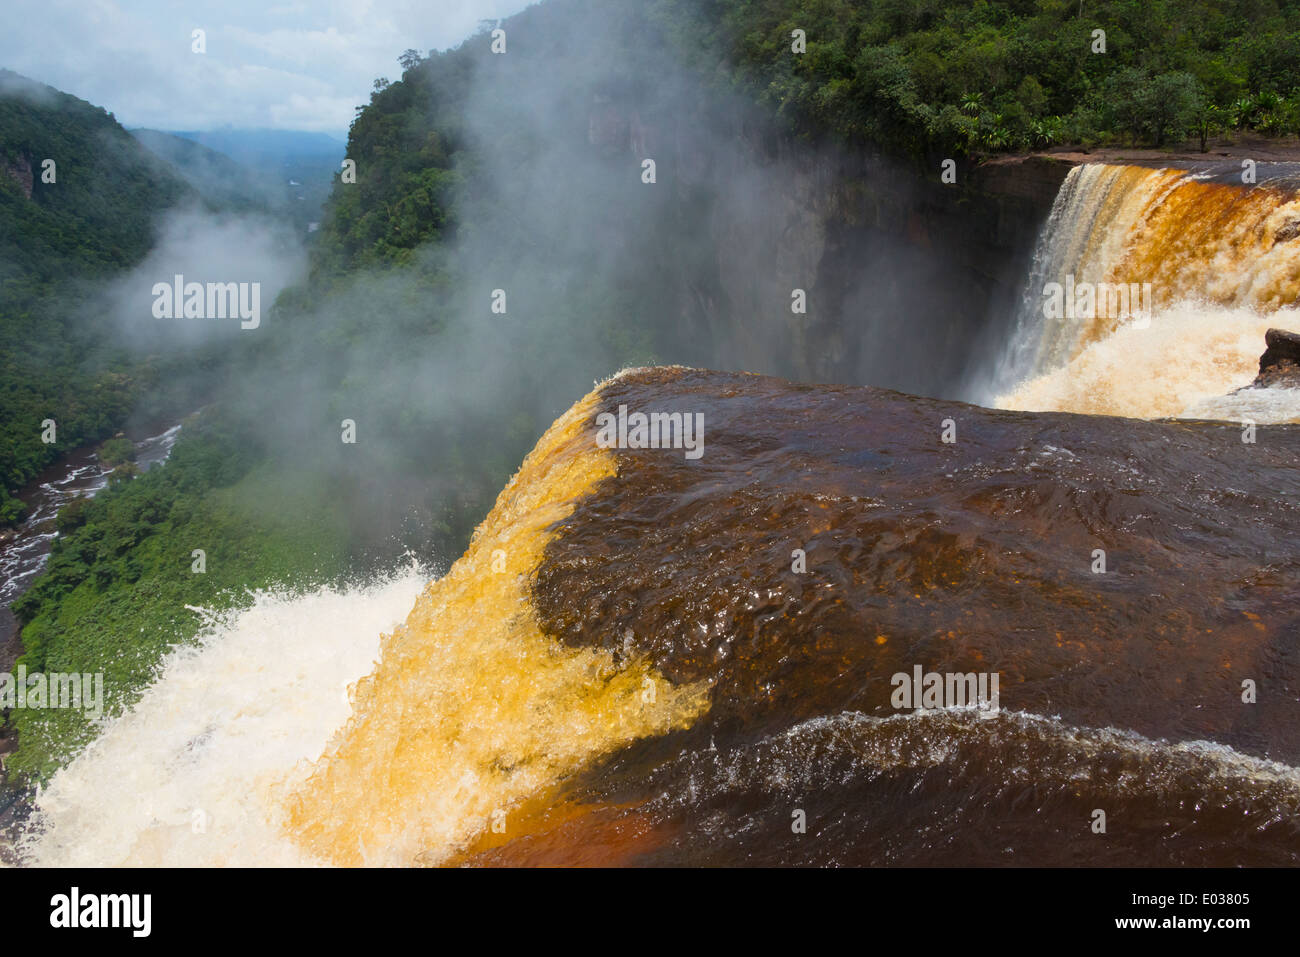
[10,117,1300,869]
[6,0,1300,872]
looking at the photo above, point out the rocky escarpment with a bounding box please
[1,154,33,199]
[587,87,1073,398]
[702,145,1071,395]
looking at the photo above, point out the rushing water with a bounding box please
[991,162,1300,422]
[17,366,1300,866]
[18,572,425,866]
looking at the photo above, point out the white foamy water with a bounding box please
[1182,386,1300,423]
[992,162,1300,422]
[702,708,1300,798]
[18,569,426,867]
[998,302,1300,421]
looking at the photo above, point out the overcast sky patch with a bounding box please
[0,0,533,135]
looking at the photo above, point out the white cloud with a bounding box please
[0,0,535,133]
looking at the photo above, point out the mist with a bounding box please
[85,0,994,568]
[100,206,308,350]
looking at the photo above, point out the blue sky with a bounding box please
[0,0,535,135]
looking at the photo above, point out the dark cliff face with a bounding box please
[789,151,1070,394]
[715,149,1073,398]
[509,366,1300,866]
[586,89,1069,399]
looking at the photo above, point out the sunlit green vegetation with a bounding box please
[657,0,1300,155]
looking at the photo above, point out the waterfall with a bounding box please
[15,366,1300,866]
[993,162,1300,421]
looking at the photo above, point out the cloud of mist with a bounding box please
[99,206,308,350]
[188,0,991,561]
[0,70,59,107]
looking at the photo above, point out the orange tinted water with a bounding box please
[288,366,1300,865]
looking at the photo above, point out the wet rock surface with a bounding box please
[1254,328,1300,388]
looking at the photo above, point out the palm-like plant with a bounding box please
[1030,118,1057,147]
[982,116,1011,150]
[1231,96,1256,129]
[1257,90,1282,112]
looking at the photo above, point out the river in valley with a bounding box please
[0,420,185,673]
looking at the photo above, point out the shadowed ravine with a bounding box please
[285,366,1300,867]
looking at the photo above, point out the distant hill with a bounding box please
[166,128,345,164]
[129,128,280,215]
[0,72,200,524]
[162,128,346,231]
[0,69,191,281]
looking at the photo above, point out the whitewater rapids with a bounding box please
[993,162,1300,422]
[18,571,426,867]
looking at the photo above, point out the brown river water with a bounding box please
[271,367,1300,867]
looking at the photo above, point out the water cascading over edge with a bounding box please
[992,162,1300,421]
[19,366,1300,866]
